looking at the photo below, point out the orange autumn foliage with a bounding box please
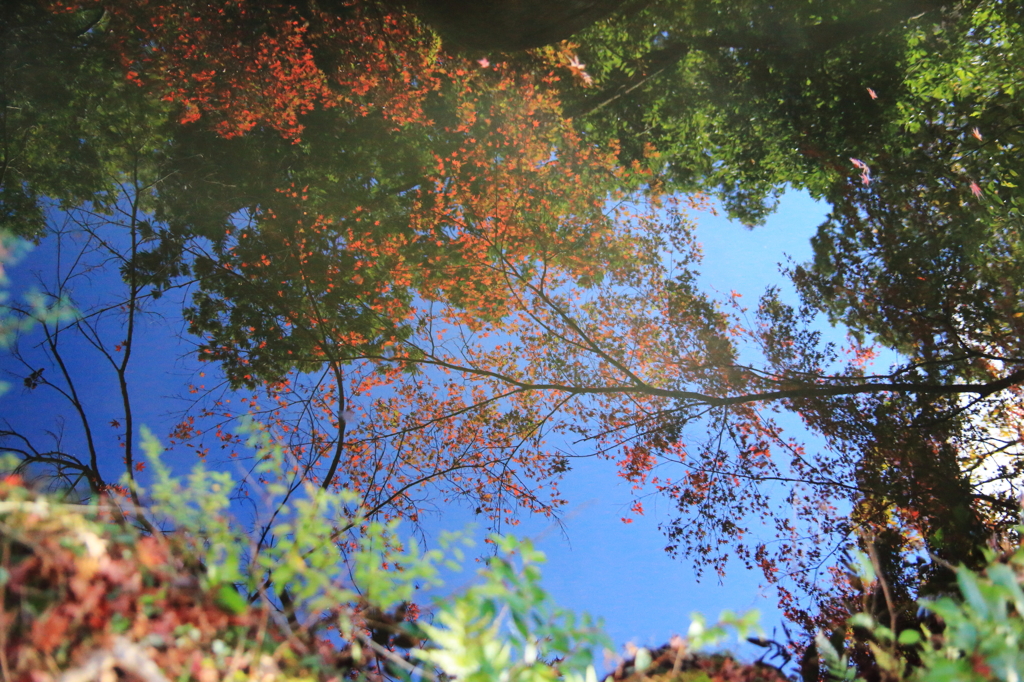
[52,0,443,139]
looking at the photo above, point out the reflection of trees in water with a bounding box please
[3,1,1024,667]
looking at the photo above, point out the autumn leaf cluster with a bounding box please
[0,475,351,681]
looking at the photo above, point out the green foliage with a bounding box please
[0,231,33,352]
[1,3,173,239]
[918,560,1024,682]
[0,419,605,679]
[826,543,1024,682]
[569,0,919,223]
[0,426,783,682]
[0,419,775,681]
[0,230,75,393]
[140,420,456,628]
[414,534,609,682]
[685,610,762,653]
[128,421,610,680]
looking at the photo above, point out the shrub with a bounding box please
[820,540,1024,682]
[0,426,612,681]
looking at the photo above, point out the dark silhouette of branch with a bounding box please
[359,351,1024,409]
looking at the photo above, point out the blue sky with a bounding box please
[1,189,845,669]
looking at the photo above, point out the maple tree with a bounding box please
[3,0,655,536]
[4,0,1024,651]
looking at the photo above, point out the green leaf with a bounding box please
[215,585,248,615]
[897,629,922,645]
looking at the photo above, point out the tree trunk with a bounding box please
[406,0,627,50]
